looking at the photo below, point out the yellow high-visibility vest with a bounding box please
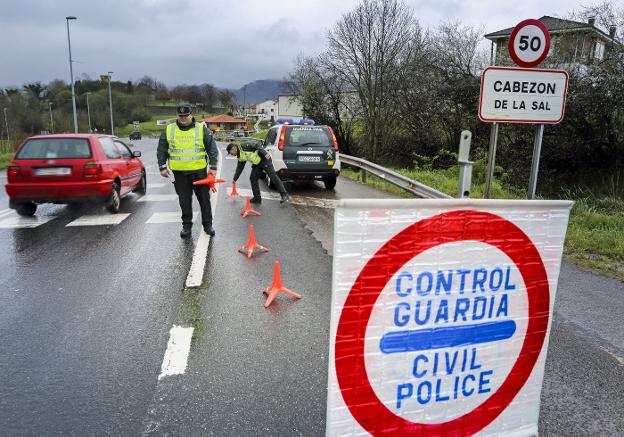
[166,122,207,171]
[237,144,261,165]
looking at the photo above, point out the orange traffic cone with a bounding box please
[238,224,270,258]
[227,181,242,199]
[192,173,225,193]
[240,196,262,218]
[262,260,301,308]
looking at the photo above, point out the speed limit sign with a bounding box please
[508,19,551,68]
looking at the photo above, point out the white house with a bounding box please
[255,99,277,121]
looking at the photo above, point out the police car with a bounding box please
[261,118,341,190]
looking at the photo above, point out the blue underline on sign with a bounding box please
[379,320,517,354]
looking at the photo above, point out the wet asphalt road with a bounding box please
[1,138,623,436]
[0,139,200,435]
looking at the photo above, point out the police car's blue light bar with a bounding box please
[276,118,316,125]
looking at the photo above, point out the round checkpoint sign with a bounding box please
[508,19,551,68]
[334,210,550,435]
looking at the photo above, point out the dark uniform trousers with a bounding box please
[172,168,212,228]
[250,159,287,199]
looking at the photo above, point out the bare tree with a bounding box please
[577,0,624,41]
[218,90,235,112]
[199,83,217,110]
[327,0,417,161]
[286,54,360,154]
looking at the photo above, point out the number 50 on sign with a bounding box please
[508,19,551,68]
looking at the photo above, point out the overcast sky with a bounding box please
[1,0,602,89]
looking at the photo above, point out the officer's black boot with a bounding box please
[250,197,262,204]
[180,225,192,238]
[204,225,215,236]
[280,192,289,204]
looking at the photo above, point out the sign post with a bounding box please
[481,18,567,199]
[327,199,572,436]
[528,124,545,199]
[484,123,498,199]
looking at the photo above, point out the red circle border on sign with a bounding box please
[334,210,550,436]
[508,18,551,68]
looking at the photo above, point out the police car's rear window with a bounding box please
[285,126,332,147]
[16,138,92,159]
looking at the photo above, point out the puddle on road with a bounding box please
[292,204,335,256]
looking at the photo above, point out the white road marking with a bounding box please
[237,188,338,209]
[146,183,167,189]
[185,148,223,288]
[0,209,14,218]
[146,212,197,224]
[138,194,178,202]
[66,213,131,227]
[0,215,55,229]
[145,165,154,170]
[158,325,194,380]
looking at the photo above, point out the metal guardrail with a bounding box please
[340,153,452,199]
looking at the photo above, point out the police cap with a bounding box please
[176,102,192,115]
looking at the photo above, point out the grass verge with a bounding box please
[117,114,175,137]
[0,152,14,170]
[341,166,624,282]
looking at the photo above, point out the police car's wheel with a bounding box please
[324,175,337,190]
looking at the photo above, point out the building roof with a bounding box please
[485,16,615,41]
[203,114,246,123]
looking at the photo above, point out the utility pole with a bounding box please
[86,92,92,133]
[101,72,115,135]
[49,102,54,133]
[66,16,78,133]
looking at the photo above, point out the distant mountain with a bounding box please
[230,80,284,104]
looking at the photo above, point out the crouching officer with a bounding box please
[157,102,218,238]
[226,141,289,204]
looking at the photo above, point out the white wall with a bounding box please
[277,95,303,119]
[256,100,277,120]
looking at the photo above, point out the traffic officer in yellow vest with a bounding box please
[226,141,289,204]
[157,102,218,238]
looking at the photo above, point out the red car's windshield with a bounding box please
[16,138,92,159]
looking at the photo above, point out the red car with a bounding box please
[5,134,146,216]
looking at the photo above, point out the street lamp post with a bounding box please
[65,16,78,133]
[49,102,54,133]
[86,92,92,133]
[101,72,114,135]
[3,107,9,143]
